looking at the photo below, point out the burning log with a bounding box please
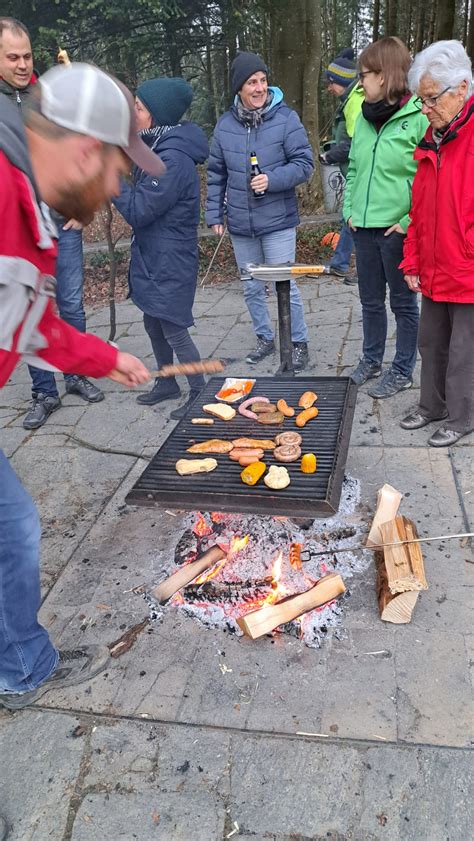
[150,545,226,604]
[174,528,200,565]
[366,483,403,547]
[237,573,346,640]
[379,516,428,593]
[183,577,273,603]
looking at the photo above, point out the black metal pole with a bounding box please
[276,279,294,376]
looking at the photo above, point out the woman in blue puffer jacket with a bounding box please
[206,52,314,371]
[114,77,209,418]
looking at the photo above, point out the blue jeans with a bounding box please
[231,228,308,343]
[330,221,354,274]
[353,228,419,378]
[143,315,206,391]
[0,451,58,693]
[28,226,85,398]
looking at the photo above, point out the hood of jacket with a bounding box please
[149,121,209,165]
[231,85,285,119]
[0,91,35,182]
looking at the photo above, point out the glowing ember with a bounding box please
[193,512,213,537]
[210,511,226,523]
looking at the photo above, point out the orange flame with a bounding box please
[210,511,226,523]
[193,512,213,537]
[194,557,227,585]
[264,549,288,605]
[229,534,249,555]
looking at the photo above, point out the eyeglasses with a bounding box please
[413,87,451,110]
[358,70,375,81]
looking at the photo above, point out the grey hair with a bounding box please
[408,40,473,100]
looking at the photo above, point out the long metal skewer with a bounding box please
[302,532,473,560]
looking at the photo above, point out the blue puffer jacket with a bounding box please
[114,123,209,326]
[206,87,314,237]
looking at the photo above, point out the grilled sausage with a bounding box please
[273,444,301,462]
[277,399,295,417]
[275,431,302,446]
[295,407,319,427]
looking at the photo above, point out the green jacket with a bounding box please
[325,81,364,177]
[343,96,428,231]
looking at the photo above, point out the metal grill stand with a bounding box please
[240,263,325,377]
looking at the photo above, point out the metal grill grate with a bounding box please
[126,376,357,517]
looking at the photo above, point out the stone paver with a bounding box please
[0,276,472,840]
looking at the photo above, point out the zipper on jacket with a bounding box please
[363,128,383,227]
[246,126,255,237]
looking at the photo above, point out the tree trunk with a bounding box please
[373,0,381,41]
[467,0,474,60]
[386,0,398,35]
[270,0,322,212]
[414,2,426,52]
[462,0,469,46]
[435,0,455,39]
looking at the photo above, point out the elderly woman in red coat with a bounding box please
[400,40,474,447]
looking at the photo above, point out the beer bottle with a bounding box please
[250,151,266,198]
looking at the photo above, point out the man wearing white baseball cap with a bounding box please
[0,63,164,711]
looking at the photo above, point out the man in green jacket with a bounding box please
[320,48,364,285]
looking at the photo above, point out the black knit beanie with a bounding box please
[231,51,268,97]
[325,48,356,87]
[136,77,193,125]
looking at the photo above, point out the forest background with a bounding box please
[4,0,474,212]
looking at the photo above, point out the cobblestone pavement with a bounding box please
[1,276,472,840]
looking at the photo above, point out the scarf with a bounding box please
[235,91,274,128]
[362,98,401,126]
[141,124,177,148]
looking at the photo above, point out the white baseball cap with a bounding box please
[37,62,165,176]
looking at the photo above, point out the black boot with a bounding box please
[292,342,309,372]
[170,389,202,420]
[136,378,180,406]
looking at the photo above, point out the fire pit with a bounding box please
[126,375,357,517]
[139,476,370,649]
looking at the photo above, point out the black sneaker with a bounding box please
[292,342,309,372]
[322,265,346,277]
[136,378,181,405]
[246,337,275,364]
[65,375,104,403]
[170,389,202,420]
[344,275,359,286]
[0,645,110,710]
[368,368,412,399]
[23,393,62,430]
[350,359,382,386]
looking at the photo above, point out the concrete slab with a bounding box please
[2,276,472,840]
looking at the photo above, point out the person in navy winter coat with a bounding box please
[114,77,209,418]
[206,51,314,370]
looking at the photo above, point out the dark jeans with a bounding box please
[143,314,205,391]
[353,228,419,378]
[330,220,354,274]
[28,226,85,398]
[418,297,473,433]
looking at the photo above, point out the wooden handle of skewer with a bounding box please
[290,266,325,275]
[149,359,225,378]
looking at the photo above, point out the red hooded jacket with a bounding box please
[400,94,474,303]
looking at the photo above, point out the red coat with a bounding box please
[400,95,474,303]
[0,150,118,388]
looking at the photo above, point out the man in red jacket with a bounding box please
[0,62,164,710]
[400,40,473,447]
